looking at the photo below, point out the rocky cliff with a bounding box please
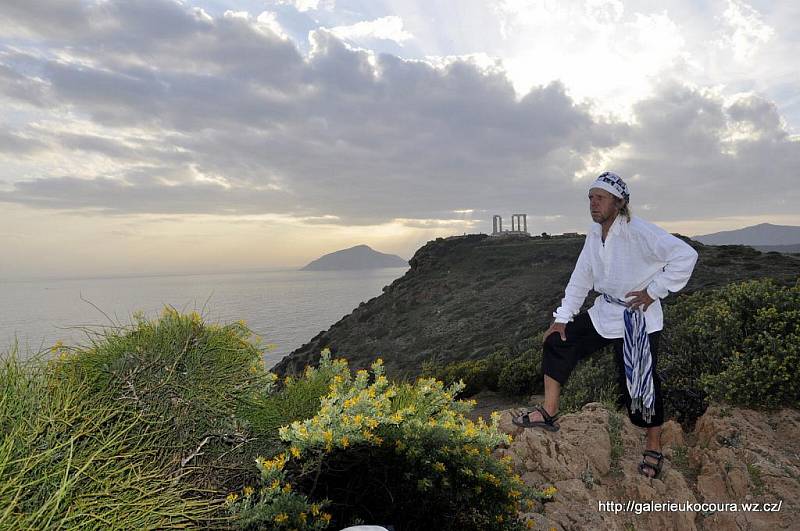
[274,232,799,377]
[496,402,799,530]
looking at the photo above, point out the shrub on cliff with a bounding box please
[53,307,277,493]
[0,348,219,529]
[661,277,800,422]
[422,342,545,398]
[231,350,540,530]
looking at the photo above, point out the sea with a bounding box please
[0,267,409,369]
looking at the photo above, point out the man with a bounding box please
[513,171,698,479]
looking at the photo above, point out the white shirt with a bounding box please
[553,214,699,338]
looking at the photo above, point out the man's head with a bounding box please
[588,171,631,224]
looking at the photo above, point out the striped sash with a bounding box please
[602,293,655,423]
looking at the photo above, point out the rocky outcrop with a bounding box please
[494,403,800,530]
[275,232,799,378]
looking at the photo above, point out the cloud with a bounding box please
[610,83,800,221]
[276,0,334,12]
[0,0,797,237]
[716,0,774,62]
[327,16,414,45]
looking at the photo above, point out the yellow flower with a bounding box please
[433,462,446,472]
[225,492,239,505]
[321,513,332,523]
[310,503,320,516]
[340,436,350,448]
[542,486,557,497]
[274,513,289,524]
[526,519,536,529]
[243,486,254,497]
[289,446,301,459]
[282,483,292,493]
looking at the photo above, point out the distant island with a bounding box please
[300,244,408,271]
[693,222,800,252]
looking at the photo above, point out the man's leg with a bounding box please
[613,331,665,477]
[528,312,611,422]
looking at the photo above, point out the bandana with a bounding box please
[591,172,630,203]
[602,293,655,424]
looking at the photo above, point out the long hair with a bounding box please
[618,198,632,222]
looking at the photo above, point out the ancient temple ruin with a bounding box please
[491,214,529,236]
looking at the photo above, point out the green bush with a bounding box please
[53,308,276,494]
[661,278,800,422]
[423,339,548,398]
[0,308,575,530]
[497,348,544,396]
[421,350,507,396]
[232,351,541,530]
[0,348,218,529]
[558,347,621,413]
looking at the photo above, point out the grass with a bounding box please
[606,409,624,476]
[747,463,765,496]
[0,308,301,529]
[0,346,220,529]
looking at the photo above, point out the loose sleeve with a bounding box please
[553,238,594,323]
[643,233,699,300]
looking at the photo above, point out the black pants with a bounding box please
[542,311,664,428]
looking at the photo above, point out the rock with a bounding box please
[660,420,685,448]
[496,402,800,531]
[691,405,800,530]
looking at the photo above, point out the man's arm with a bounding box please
[643,233,699,301]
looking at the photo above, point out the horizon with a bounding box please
[5,219,799,282]
[2,1,799,280]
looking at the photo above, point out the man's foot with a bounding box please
[638,449,663,479]
[512,404,560,431]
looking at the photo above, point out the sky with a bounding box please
[1,0,798,279]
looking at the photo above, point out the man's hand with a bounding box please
[544,321,567,342]
[625,289,656,311]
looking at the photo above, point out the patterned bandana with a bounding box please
[591,171,630,203]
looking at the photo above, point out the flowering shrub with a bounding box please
[237,349,536,530]
[226,451,332,530]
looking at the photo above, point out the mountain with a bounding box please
[275,233,799,378]
[693,223,800,247]
[300,244,408,271]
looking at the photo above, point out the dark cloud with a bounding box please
[0,0,797,230]
[614,83,800,221]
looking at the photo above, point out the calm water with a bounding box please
[0,267,408,368]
